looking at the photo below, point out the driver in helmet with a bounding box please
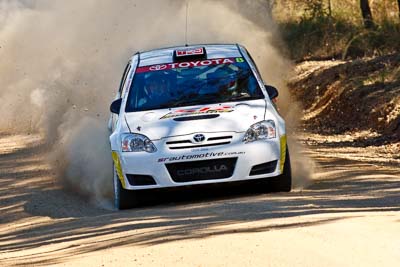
[138,72,171,108]
[146,76,168,99]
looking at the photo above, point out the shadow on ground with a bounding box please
[0,136,399,266]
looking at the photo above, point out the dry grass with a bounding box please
[273,0,400,61]
[274,0,400,25]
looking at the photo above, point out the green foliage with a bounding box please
[280,16,351,60]
[279,14,400,61]
[302,0,329,20]
[275,0,400,61]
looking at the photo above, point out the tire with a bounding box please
[269,146,292,192]
[113,165,138,210]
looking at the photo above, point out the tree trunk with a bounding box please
[360,0,374,29]
[397,0,400,19]
[327,0,332,17]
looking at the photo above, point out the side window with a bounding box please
[118,63,131,95]
[245,49,263,77]
[243,49,266,95]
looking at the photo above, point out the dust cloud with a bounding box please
[0,0,313,204]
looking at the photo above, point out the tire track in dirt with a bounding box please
[0,133,399,266]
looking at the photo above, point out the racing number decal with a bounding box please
[112,151,126,188]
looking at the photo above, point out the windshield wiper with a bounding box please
[169,94,219,107]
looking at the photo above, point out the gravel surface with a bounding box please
[0,134,399,266]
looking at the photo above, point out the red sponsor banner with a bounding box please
[136,58,241,74]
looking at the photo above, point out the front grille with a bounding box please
[168,142,230,150]
[166,135,233,150]
[249,160,277,176]
[207,136,232,141]
[166,158,237,183]
[126,174,157,186]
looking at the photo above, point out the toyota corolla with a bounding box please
[109,44,291,209]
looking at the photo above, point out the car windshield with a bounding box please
[125,57,264,112]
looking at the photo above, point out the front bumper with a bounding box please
[113,132,285,190]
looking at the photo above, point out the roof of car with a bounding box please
[135,44,243,67]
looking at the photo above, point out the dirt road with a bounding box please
[0,134,399,266]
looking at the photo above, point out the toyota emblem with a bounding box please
[149,64,167,71]
[193,134,206,143]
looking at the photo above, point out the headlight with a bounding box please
[243,120,276,143]
[121,133,157,153]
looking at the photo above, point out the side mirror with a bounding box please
[110,98,122,114]
[265,85,279,100]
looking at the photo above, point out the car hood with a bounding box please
[124,99,267,140]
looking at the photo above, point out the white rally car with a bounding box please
[109,44,291,209]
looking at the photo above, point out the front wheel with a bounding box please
[113,165,138,209]
[269,147,292,192]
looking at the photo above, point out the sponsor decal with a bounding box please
[112,151,126,188]
[280,135,287,173]
[176,47,204,57]
[177,164,228,176]
[160,106,234,120]
[149,65,167,71]
[136,57,244,73]
[158,151,245,163]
